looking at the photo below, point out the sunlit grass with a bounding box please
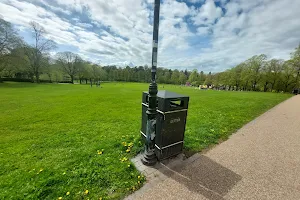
[0,82,292,199]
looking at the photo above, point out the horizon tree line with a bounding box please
[1,19,299,93]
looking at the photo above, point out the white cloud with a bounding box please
[197,26,210,35]
[176,0,300,72]
[0,0,300,72]
[192,0,223,25]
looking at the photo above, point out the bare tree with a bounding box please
[24,21,55,83]
[56,51,82,83]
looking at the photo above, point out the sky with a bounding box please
[0,0,299,72]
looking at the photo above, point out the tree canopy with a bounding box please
[0,19,299,93]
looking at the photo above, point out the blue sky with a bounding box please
[0,0,299,72]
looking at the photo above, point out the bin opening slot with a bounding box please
[170,99,183,108]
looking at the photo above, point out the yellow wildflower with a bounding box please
[138,181,141,184]
[99,198,103,200]
[138,176,141,179]
[127,164,131,168]
[120,157,128,162]
[84,190,89,195]
[66,191,70,195]
[58,197,62,200]
[128,142,134,147]
[97,150,103,155]
[62,172,66,175]
[126,149,130,153]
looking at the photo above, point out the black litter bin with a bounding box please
[141,90,189,160]
[293,88,299,95]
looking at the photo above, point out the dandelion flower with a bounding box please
[126,149,130,153]
[120,157,128,162]
[58,197,62,200]
[138,176,141,179]
[138,181,141,184]
[127,164,131,168]
[66,191,70,195]
[84,190,89,195]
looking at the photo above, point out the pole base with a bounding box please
[141,149,157,166]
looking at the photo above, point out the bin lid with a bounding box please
[157,90,188,98]
[143,90,188,99]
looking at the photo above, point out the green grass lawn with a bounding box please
[0,82,292,199]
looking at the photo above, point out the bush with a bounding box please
[58,81,73,84]
[39,80,52,83]
[1,78,33,83]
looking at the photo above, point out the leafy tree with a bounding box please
[280,60,296,92]
[204,72,212,86]
[291,44,300,89]
[179,72,187,85]
[56,51,82,83]
[171,69,180,84]
[199,71,206,84]
[261,59,283,92]
[245,54,267,91]
[0,19,23,80]
[188,69,198,85]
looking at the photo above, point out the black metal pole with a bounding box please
[141,0,160,166]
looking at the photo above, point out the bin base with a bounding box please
[141,149,157,166]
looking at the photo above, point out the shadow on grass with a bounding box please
[157,155,242,200]
[0,82,39,88]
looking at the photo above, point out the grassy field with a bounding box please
[0,82,292,199]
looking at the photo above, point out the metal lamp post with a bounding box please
[141,0,160,166]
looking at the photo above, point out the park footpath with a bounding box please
[125,95,300,200]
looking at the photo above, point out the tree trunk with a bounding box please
[284,83,289,92]
[85,79,88,84]
[252,81,257,91]
[70,75,74,84]
[263,82,268,92]
[35,72,40,83]
[271,80,276,91]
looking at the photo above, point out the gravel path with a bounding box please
[127,95,300,200]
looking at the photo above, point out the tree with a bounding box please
[280,60,296,92]
[56,51,82,83]
[170,69,180,84]
[199,71,206,84]
[24,21,55,83]
[0,19,23,80]
[291,44,300,89]
[230,64,243,90]
[204,72,212,87]
[261,59,283,92]
[188,69,198,85]
[179,72,187,85]
[246,54,267,91]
